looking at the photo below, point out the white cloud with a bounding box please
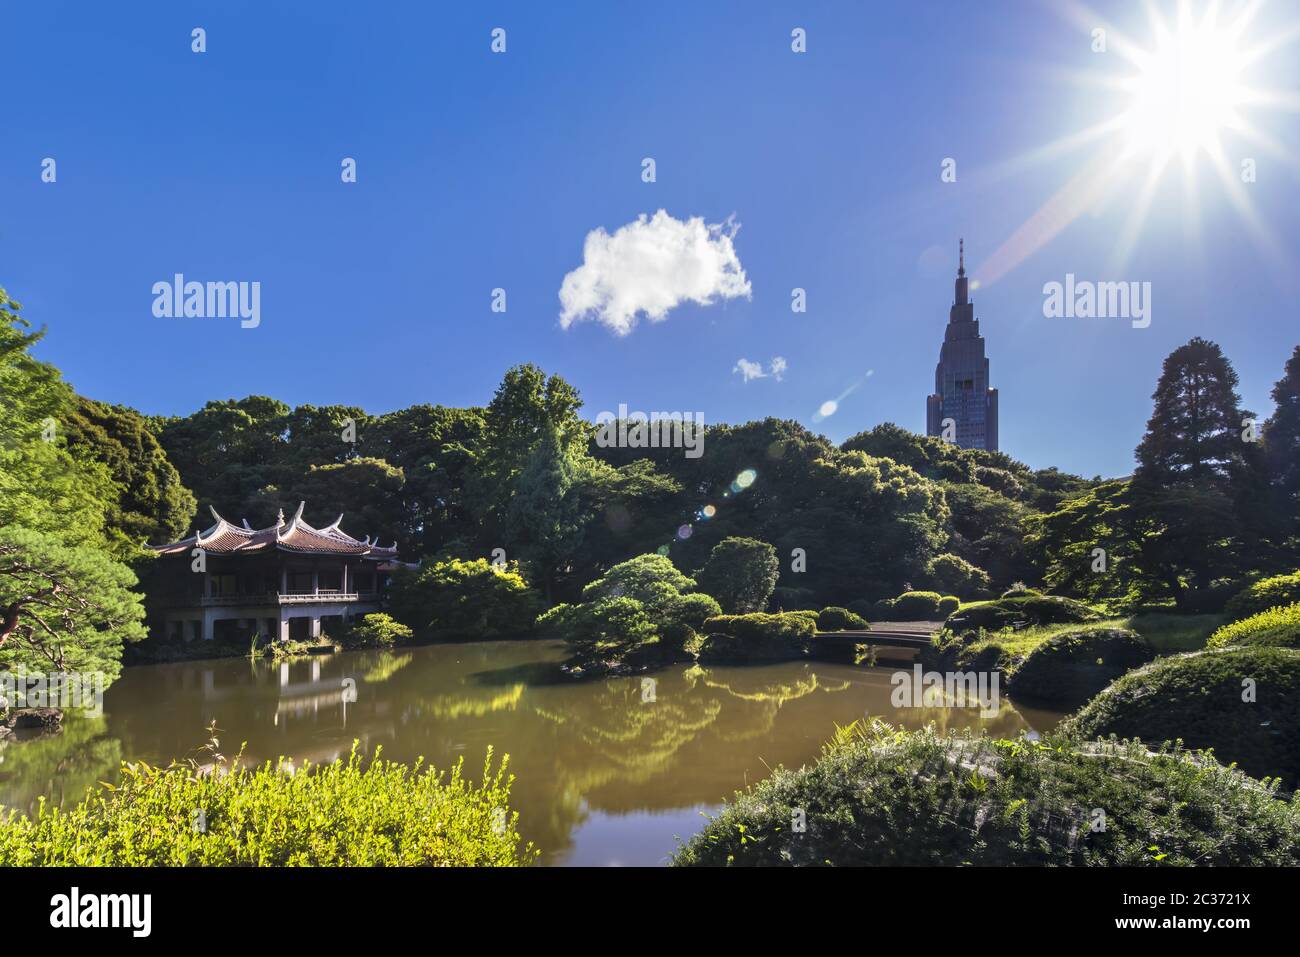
[559,210,752,335]
[733,356,788,384]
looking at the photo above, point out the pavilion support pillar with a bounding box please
[278,618,290,642]
[201,610,215,642]
[309,617,321,639]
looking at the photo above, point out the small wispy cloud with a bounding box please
[559,210,752,336]
[733,356,788,384]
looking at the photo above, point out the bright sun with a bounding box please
[974,0,1300,285]
[1119,9,1248,160]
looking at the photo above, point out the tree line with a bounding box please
[2,278,1297,685]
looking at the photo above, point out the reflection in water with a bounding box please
[0,641,1063,866]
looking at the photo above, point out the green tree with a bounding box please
[360,405,487,556]
[155,395,291,521]
[924,552,991,599]
[387,558,543,640]
[696,537,779,613]
[0,527,146,682]
[62,396,197,552]
[538,553,720,671]
[259,457,407,546]
[1027,480,1142,604]
[506,421,589,600]
[1129,338,1260,607]
[1264,346,1300,546]
[340,612,413,649]
[0,290,115,548]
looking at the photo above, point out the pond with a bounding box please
[0,641,1064,865]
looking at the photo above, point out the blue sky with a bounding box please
[3,0,1298,478]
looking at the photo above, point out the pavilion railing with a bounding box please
[198,591,380,607]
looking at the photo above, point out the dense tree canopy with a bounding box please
[0,289,151,690]
[62,396,197,552]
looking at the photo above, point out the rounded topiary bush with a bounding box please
[672,723,1300,866]
[1007,628,1154,707]
[872,591,950,621]
[816,606,869,631]
[1208,602,1300,650]
[697,612,816,662]
[936,595,961,618]
[1063,646,1300,789]
[1225,572,1300,620]
[946,595,1098,633]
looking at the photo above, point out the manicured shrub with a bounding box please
[1225,571,1300,620]
[924,553,991,600]
[695,537,779,614]
[936,595,961,617]
[666,592,724,631]
[537,596,656,647]
[388,558,543,640]
[339,612,412,649]
[1064,646,1300,789]
[0,745,535,866]
[816,606,869,631]
[673,723,1300,866]
[539,554,719,674]
[697,612,816,662]
[1007,627,1154,707]
[871,591,953,621]
[946,595,1098,633]
[1207,601,1300,649]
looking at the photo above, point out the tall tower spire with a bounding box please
[954,238,969,306]
[928,238,998,452]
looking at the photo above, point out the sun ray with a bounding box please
[981,0,1299,288]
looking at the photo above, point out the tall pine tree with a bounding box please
[1129,338,1258,607]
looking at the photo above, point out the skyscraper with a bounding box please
[926,240,999,451]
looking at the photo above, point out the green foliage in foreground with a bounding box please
[340,612,413,649]
[1225,572,1300,621]
[1208,601,1300,649]
[0,744,535,866]
[672,722,1300,866]
[1006,627,1154,707]
[1064,646,1300,790]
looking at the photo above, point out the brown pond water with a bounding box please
[0,640,1064,865]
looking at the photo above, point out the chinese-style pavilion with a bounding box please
[148,502,401,643]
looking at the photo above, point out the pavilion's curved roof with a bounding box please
[152,502,399,559]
